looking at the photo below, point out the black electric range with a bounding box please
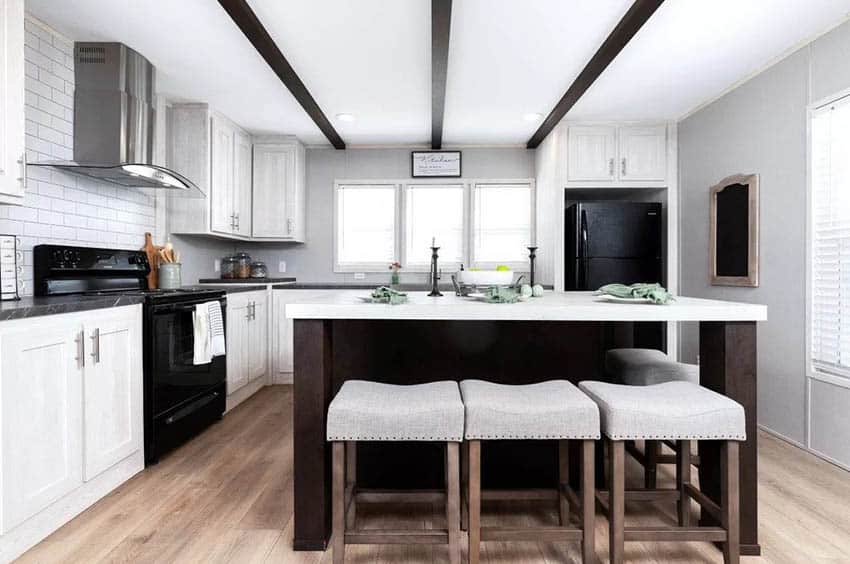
[34,244,227,464]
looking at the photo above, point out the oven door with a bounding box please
[149,297,226,419]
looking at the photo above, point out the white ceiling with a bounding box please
[25,0,850,147]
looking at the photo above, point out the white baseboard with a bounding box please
[225,376,268,412]
[758,424,850,473]
[269,371,293,385]
[0,450,144,563]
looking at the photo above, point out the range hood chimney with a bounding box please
[31,42,202,197]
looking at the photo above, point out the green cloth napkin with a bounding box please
[483,286,522,304]
[369,286,408,305]
[597,283,675,305]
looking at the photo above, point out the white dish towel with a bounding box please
[193,300,226,365]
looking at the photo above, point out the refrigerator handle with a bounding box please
[579,209,589,290]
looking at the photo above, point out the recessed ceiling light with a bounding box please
[336,113,355,122]
[523,113,543,122]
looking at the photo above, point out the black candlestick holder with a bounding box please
[527,246,538,287]
[428,246,442,297]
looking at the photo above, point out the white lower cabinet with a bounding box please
[226,290,268,399]
[0,305,143,560]
[274,290,338,381]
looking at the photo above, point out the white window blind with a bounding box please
[404,184,464,267]
[472,183,533,266]
[336,184,397,268]
[811,95,850,378]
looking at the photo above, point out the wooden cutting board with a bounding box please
[143,232,161,290]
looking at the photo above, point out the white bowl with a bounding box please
[458,270,514,286]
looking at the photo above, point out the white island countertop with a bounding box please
[284,291,767,322]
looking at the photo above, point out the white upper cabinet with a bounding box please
[0,0,25,204]
[252,140,306,241]
[566,124,668,184]
[567,126,616,181]
[233,131,253,237]
[82,308,143,482]
[0,322,84,533]
[169,106,304,241]
[618,125,667,181]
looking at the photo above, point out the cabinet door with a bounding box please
[0,0,26,202]
[0,322,83,532]
[252,144,294,238]
[618,125,667,181]
[82,308,143,482]
[233,130,253,237]
[248,293,268,381]
[274,291,329,378]
[226,301,249,394]
[567,126,616,181]
[210,117,235,234]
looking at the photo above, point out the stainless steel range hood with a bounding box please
[30,42,202,197]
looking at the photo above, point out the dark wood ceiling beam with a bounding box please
[217,0,345,149]
[431,0,453,149]
[526,0,664,149]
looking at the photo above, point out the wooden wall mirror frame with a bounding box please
[709,173,759,287]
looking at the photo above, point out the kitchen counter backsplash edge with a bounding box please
[0,295,146,321]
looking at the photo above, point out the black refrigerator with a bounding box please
[565,201,662,291]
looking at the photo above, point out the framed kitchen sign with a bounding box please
[709,173,759,287]
[411,150,462,178]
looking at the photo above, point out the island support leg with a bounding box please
[698,321,759,556]
[293,319,334,550]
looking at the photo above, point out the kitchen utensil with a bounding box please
[158,262,182,289]
[143,232,161,289]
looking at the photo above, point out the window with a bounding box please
[335,184,397,270]
[404,184,465,267]
[334,179,534,272]
[471,183,533,267]
[810,95,850,378]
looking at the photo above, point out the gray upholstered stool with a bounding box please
[579,381,745,564]
[459,380,600,564]
[327,380,465,564]
[606,348,700,488]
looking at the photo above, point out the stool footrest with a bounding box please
[624,526,727,542]
[481,488,558,501]
[345,529,449,545]
[355,489,445,503]
[481,526,584,542]
[598,488,681,502]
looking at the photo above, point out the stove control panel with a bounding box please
[36,245,150,272]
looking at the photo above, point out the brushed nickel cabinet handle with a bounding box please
[621,158,627,177]
[286,218,293,235]
[16,153,26,183]
[75,330,85,369]
[90,328,100,364]
[608,158,614,177]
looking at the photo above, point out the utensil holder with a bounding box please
[158,263,182,290]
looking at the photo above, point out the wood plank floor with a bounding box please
[17,385,850,563]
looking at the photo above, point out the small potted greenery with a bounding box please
[389,261,402,288]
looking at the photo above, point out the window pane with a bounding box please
[337,185,396,265]
[473,183,532,264]
[811,96,850,378]
[405,185,464,265]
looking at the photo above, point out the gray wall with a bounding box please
[246,147,535,285]
[678,19,850,458]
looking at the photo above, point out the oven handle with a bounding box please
[164,391,221,425]
[153,299,227,315]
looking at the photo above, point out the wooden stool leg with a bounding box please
[345,441,356,529]
[644,440,659,489]
[722,441,740,564]
[676,439,691,527]
[559,440,570,526]
[461,440,469,531]
[468,440,481,564]
[446,443,461,564]
[581,440,596,564]
[609,440,625,564]
[332,442,345,564]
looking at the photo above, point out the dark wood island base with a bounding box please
[292,318,760,556]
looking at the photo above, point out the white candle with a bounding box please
[431,236,435,247]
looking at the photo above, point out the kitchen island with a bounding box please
[286,291,767,554]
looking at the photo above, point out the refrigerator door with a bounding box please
[572,257,662,290]
[579,202,661,258]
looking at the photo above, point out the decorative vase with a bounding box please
[390,271,400,288]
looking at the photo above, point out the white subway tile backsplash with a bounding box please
[3,16,160,296]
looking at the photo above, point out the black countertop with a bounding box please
[0,294,146,321]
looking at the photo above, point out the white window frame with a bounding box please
[806,87,850,390]
[333,178,536,273]
[469,180,537,271]
[333,181,401,273]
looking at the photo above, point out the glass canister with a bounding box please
[250,261,268,278]
[220,255,238,279]
[233,252,252,279]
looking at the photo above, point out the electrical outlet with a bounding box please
[278,260,286,273]
[214,259,220,272]
[353,272,366,280]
